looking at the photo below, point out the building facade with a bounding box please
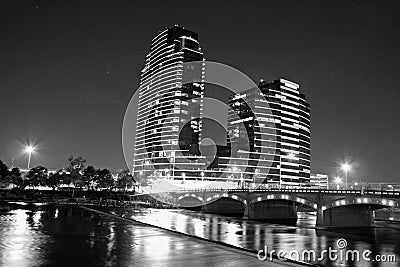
[310,173,329,189]
[132,26,205,181]
[224,79,311,188]
[133,27,311,188]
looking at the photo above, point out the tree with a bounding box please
[9,167,23,188]
[134,172,149,187]
[95,169,114,190]
[67,169,85,188]
[82,165,96,190]
[67,156,86,172]
[65,156,87,189]
[116,169,135,192]
[0,160,9,186]
[25,166,48,189]
[46,169,67,190]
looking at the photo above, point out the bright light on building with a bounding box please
[288,152,295,160]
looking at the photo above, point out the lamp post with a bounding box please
[335,177,342,190]
[24,145,36,169]
[341,163,351,189]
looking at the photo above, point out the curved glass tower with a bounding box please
[133,26,205,182]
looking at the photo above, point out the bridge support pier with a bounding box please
[247,200,297,222]
[317,204,374,228]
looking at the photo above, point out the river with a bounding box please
[0,204,399,266]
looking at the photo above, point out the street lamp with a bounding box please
[24,145,36,169]
[335,177,342,190]
[341,163,351,189]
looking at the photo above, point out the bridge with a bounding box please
[162,188,400,228]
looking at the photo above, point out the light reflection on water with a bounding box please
[0,205,399,267]
[119,209,400,267]
[0,209,51,266]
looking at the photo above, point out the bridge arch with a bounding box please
[177,193,204,202]
[176,192,247,207]
[250,194,318,210]
[205,193,247,205]
[323,197,400,211]
[176,193,204,208]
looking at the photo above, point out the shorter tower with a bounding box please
[227,78,311,188]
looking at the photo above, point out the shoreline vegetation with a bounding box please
[0,156,142,194]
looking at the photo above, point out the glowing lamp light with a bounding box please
[24,145,37,169]
[341,163,351,172]
[341,163,351,189]
[25,145,36,154]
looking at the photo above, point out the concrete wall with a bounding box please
[318,204,374,227]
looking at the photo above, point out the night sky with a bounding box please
[1,0,399,182]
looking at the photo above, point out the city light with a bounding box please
[341,163,351,172]
[24,145,36,169]
[335,177,342,189]
[25,145,35,154]
[341,163,351,189]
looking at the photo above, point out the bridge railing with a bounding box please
[161,188,400,197]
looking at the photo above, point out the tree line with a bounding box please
[0,156,136,192]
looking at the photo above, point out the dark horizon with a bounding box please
[0,0,399,182]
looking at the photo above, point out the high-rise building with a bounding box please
[133,26,311,189]
[226,79,311,188]
[310,173,329,189]
[133,26,205,181]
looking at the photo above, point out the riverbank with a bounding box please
[0,188,173,209]
[0,203,302,267]
[81,205,311,267]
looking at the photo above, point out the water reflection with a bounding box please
[0,205,399,267]
[126,209,400,267]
